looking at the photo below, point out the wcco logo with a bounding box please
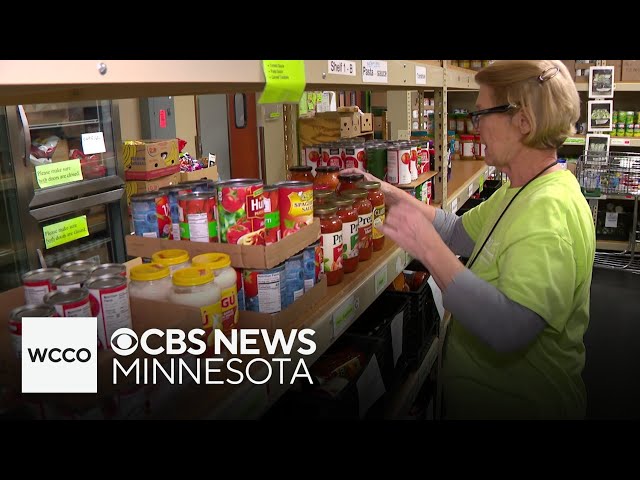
[22,317,97,394]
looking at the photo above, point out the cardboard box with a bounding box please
[51,139,70,162]
[180,165,219,183]
[123,139,180,181]
[621,61,640,82]
[360,113,373,133]
[125,218,320,269]
[125,172,181,206]
[605,60,622,82]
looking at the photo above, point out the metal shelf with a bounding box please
[576,81,640,92]
[563,136,640,147]
[446,161,493,213]
[446,66,480,90]
[28,118,100,131]
[596,239,631,252]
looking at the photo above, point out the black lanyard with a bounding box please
[466,160,558,270]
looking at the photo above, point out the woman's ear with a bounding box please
[515,111,532,136]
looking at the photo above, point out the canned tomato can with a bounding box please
[178,191,218,243]
[22,268,62,306]
[217,179,265,245]
[386,144,400,184]
[61,259,99,274]
[325,145,342,168]
[304,145,321,175]
[158,185,185,240]
[44,288,92,318]
[8,304,56,360]
[398,142,415,183]
[130,192,171,238]
[409,141,419,180]
[276,181,314,238]
[242,264,286,314]
[284,253,304,307]
[52,271,89,292]
[86,274,132,350]
[177,180,210,193]
[90,263,127,279]
[262,185,281,245]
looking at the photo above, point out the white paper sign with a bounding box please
[468,183,475,198]
[605,212,619,228]
[356,355,386,418]
[81,132,106,155]
[451,197,458,214]
[415,65,427,85]
[390,312,404,367]
[362,60,388,84]
[328,60,356,76]
[427,275,444,323]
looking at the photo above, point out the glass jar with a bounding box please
[329,198,359,274]
[340,188,373,262]
[471,60,483,71]
[460,60,471,69]
[456,112,467,134]
[129,263,172,301]
[314,166,340,191]
[168,267,221,353]
[314,205,343,286]
[313,189,336,206]
[460,135,476,160]
[288,165,314,182]
[151,249,190,276]
[191,252,238,334]
[337,173,365,194]
[357,181,385,251]
[474,135,485,160]
[448,115,457,132]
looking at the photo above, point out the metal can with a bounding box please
[242,264,286,314]
[276,181,314,239]
[44,288,92,318]
[217,179,265,245]
[177,191,218,243]
[130,192,171,238]
[158,185,186,240]
[86,274,132,350]
[343,144,366,170]
[61,259,99,274]
[52,271,89,292]
[8,304,56,360]
[90,263,127,279]
[262,185,281,245]
[22,268,62,306]
[177,180,210,193]
[284,253,304,307]
[302,241,319,292]
[365,142,387,180]
[324,144,342,168]
[304,144,321,175]
[408,141,419,180]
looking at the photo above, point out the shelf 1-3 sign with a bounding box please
[328,60,356,77]
[362,60,388,84]
[416,65,427,85]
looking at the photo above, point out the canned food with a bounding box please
[324,145,342,168]
[22,268,62,306]
[9,304,56,360]
[44,288,92,318]
[130,192,171,238]
[389,142,412,185]
[217,179,265,245]
[177,180,210,193]
[304,145,321,175]
[158,185,186,240]
[262,185,281,245]
[61,259,99,274]
[243,264,286,314]
[178,191,218,243]
[343,144,366,170]
[86,274,132,350]
[302,241,319,292]
[365,143,387,180]
[277,181,314,239]
[52,271,89,292]
[90,263,126,279]
[284,253,304,307]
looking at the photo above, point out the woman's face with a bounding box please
[475,85,524,168]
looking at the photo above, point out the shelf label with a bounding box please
[451,197,458,214]
[356,355,386,418]
[35,159,83,189]
[564,136,586,145]
[605,212,619,228]
[390,311,404,366]
[81,132,107,155]
[332,297,355,338]
[415,65,427,85]
[259,60,306,104]
[468,183,475,198]
[479,174,485,192]
[611,138,631,146]
[427,275,445,323]
[362,60,388,84]
[374,268,388,295]
[43,215,89,250]
[328,60,356,76]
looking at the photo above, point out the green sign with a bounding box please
[259,60,306,104]
[43,215,89,249]
[35,159,83,188]
[479,174,485,192]
[564,136,585,145]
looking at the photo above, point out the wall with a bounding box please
[117,99,142,141]
[174,96,197,154]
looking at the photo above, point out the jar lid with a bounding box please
[330,197,354,208]
[340,188,368,200]
[130,263,170,281]
[313,189,335,199]
[288,165,312,172]
[357,181,381,191]
[151,249,190,266]
[337,173,364,182]
[192,252,231,270]
[316,166,340,173]
[172,267,214,287]
[314,205,338,216]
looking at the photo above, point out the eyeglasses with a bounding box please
[469,104,519,130]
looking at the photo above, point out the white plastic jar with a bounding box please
[129,263,172,301]
[191,253,238,334]
[151,249,190,276]
[168,267,221,351]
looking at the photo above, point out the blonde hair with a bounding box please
[475,60,580,149]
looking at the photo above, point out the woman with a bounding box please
[343,60,595,419]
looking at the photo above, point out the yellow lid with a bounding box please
[130,263,170,282]
[191,253,231,271]
[151,249,190,266]
[172,267,214,287]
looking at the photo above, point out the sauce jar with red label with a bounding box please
[340,188,373,261]
[314,205,343,286]
[329,197,360,274]
[358,181,385,251]
[337,173,365,194]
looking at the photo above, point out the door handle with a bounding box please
[17,105,32,167]
[29,188,124,221]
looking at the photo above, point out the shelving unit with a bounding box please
[445,161,495,214]
[405,170,437,188]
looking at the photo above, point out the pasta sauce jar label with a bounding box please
[358,213,373,251]
[343,220,359,259]
[321,232,343,273]
[372,205,385,240]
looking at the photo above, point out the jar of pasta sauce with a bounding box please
[313,189,335,206]
[337,173,365,194]
[314,205,343,286]
[288,165,314,182]
[357,181,385,251]
[329,197,360,274]
[340,188,373,261]
[314,166,340,191]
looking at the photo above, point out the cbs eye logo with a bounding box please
[110,328,139,356]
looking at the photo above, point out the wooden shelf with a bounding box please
[404,170,438,188]
[446,161,490,213]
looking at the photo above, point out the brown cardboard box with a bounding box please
[180,165,219,183]
[123,139,180,181]
[125,218,320,269]
[125,172,181,206]
[605,60,623,82]
[621,61,640,82]
[360,113,373,133]
[51,139,70,162]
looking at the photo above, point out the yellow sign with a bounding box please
[43,215,89,249]
[35,159,83,189]
[259,60,306,104]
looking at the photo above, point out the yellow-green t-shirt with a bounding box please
[442,170,595,420]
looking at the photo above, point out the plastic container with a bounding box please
[151,249,190,276]
[314,205,344,286]
[330,197,360,274]
[129,263,172,301]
